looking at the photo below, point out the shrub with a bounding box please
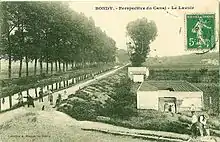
[58,99,98,120]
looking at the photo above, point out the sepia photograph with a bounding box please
[0,0,219,141]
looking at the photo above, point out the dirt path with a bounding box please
[0,108,157,142]
[0,64,128,112]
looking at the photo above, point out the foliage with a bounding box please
[148,69,218,83]
[104,77,136,118]
[58,98,98,120]
[0,2,117,78]
[126,18,157,66]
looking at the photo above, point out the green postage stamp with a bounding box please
[185,14,215,50]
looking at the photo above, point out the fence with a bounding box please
[0,67,113,112]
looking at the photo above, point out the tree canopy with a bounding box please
[126,18,157,66]
[0,2,117,78]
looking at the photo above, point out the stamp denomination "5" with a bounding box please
[185,14,215,50]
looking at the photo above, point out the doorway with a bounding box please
[158,97,177,113]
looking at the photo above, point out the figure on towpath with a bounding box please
[17,92,24,107]
[48,89,53,105]
[53,94,62,108]
[24,94,35,108]
[39,88,44,102]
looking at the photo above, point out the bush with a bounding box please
[58,99,98,121]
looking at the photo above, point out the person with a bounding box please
[203,115,210,136]
[24,95,35,108]
[198,114,210,136]
[192,17,211,48]
[164,103,169,112]
[53,94,62,108]
[17,92,23,106]
[64,90,67,96]
[39,88,44,102]
[191,111,198,138]
[48,90,53,105]
[171,104,175,116]
[190,104,196,112]
[168,105,172,112]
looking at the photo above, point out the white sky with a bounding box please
[68,0,219,57]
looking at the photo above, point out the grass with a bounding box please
[58,67,191,135]
[57,65,219,136]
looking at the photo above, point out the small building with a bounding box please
[133,74,145,83]
[128,67,149,82]
[137,80,203,112]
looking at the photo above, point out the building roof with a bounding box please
[130,70,146,75]
[138,80,201,92]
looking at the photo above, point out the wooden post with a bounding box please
[35,88,38,98]
[64,81,66,88]
[9,95,12,108]
[0,98,1,111]
[59,82,61,89]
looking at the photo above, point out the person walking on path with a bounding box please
[17,92,24,106]
[39,88,44,102]
[48,90,53,105]
[24,94,35,108]
[53,94,62,108]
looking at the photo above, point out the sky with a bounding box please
[69,0,219,57]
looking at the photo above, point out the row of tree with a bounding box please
[0,2,117,78]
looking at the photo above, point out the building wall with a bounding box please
[133,75,144,82]
[128,67,149,79]
[137,91,159,110]
[137,90,203,111]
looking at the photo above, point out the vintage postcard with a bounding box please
[0,0,219,142]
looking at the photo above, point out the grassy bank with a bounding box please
[57,68,190,135]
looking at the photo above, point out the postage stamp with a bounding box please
[185,14,216,50]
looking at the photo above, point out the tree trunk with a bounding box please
[25,56,28,77]
[58,60,61,72]
[66,62,68,71]
[46,59,49,74]
[9,95,12,108]
[27,90,29,95]
[63,62,65,72]
[35,88,38,98]
[51,62,53,74]
[34,58,37,76]
[0,98,1,111]
[19,58,22,77]
[55,61,58,72]
[71,61,74,69]
[7,33,12,79]
[40,60,43,74]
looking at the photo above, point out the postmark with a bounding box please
[185,14,215,50]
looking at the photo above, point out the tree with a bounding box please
[126,18,157,66]
[106,77,136,118]
[1,1,117,79]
